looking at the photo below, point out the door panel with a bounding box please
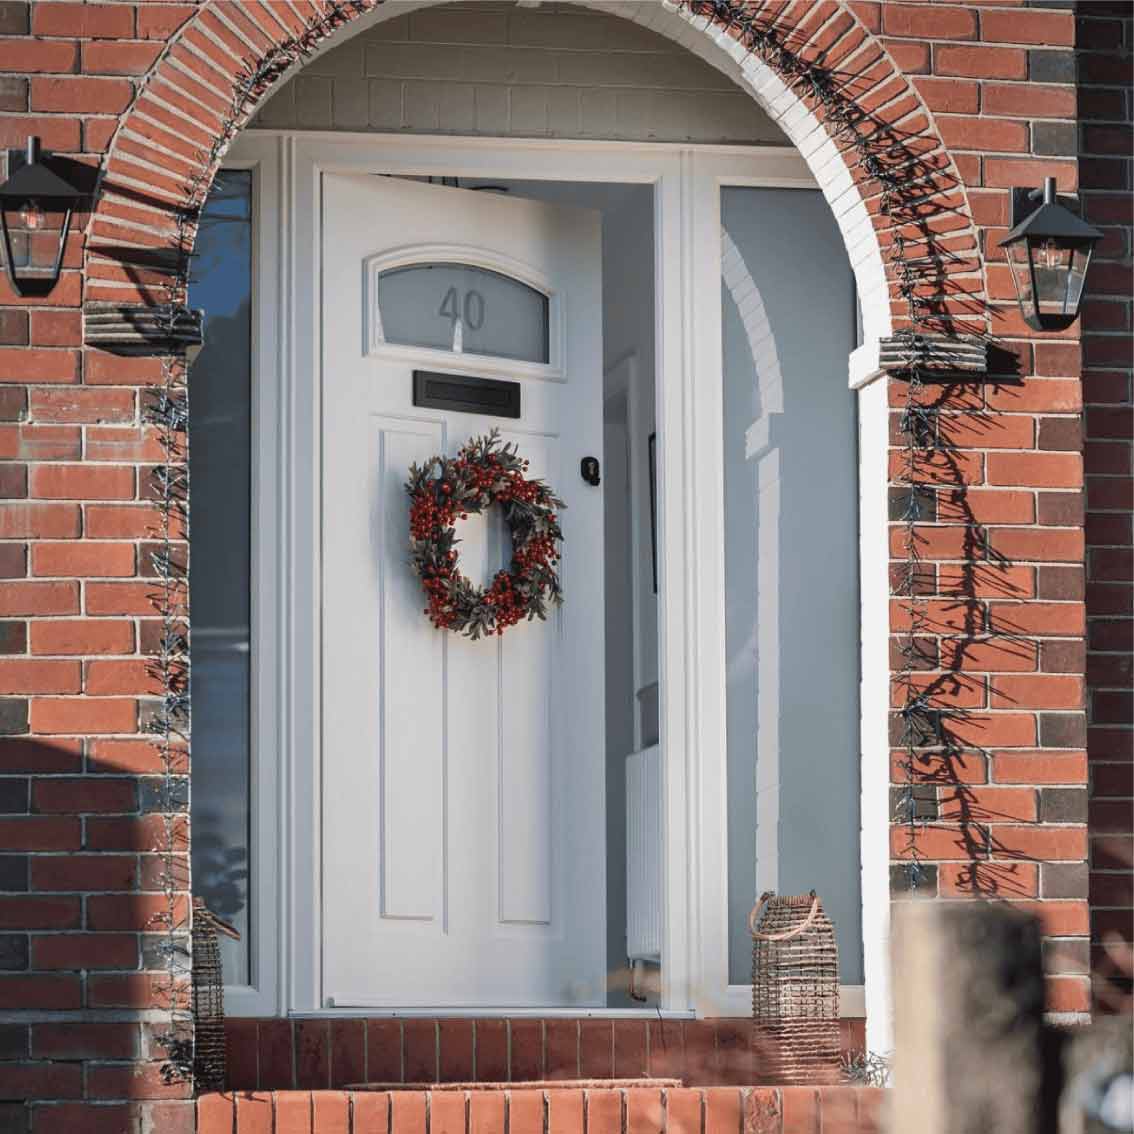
[321,175,605,1008]
[497,431,557,928]
[377,422,446,923]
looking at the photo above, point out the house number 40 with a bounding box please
[440,286,485,330]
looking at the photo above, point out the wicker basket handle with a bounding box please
[748,890,820,942]
[192,896,241,940]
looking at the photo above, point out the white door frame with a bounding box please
[224,130,888,1025]
[206,137,282,1020]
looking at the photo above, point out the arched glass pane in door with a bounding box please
[375,262,549,363]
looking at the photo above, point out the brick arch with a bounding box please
[84,0,986,341]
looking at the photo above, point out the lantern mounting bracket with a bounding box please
[1008,183,1082,231]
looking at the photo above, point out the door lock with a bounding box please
[580,456,600,486]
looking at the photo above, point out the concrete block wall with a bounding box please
[251,1,788,144]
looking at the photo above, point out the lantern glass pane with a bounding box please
[2,201,68,273]
[720,186,863,987]
[1063,242,1092,315]
[1031,236,1077,317]
[1006,237,1036,312]
[376,263,549,363]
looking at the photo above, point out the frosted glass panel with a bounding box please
[188,171,253,986]
[377,263,549,362]
[721,187,862,986]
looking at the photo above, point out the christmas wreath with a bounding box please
[406,430,565,639]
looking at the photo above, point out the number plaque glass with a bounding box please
[375,263,549,363]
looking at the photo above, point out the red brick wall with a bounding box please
[0,9,199,1133]
[196,1085,886,1134]
[1076,0,1133,1015]
[219,1016,867,1092]
[875,0,1091,1021]
[0,2,1123,1131]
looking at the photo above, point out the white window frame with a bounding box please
[220,131,888,1026]
[205,137,284,1018]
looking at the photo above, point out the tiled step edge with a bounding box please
[198,1085,886,1133]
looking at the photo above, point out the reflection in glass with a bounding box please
[720,187,863,987]
[377,263,549,363]
[188,171,253,985]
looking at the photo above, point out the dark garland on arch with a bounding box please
[137,0,380,1087]
[132,0,997,1085]
[680,0,994,895]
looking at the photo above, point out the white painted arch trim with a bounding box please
[718,224,782,903]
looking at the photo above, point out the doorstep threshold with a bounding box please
[288,1008,697,1019]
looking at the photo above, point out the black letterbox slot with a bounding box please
[412,370,521,419]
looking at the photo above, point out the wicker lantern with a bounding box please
[750,890,841,1085]
[191,899,239,1093]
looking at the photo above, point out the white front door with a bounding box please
[321,174,606,1008]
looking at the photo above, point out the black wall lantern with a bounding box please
[999,176,1102,332]
[0,136,83,297]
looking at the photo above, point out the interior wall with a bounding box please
[453,178,659,1006]
[602,392,636,1006]
[602,191,660,732]
[251,1,786,146]
[600,188,657,1006]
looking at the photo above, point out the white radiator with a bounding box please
[625,745,662,963]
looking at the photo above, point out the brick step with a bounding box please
[198,1086,886,1133]
[223,1017,868,1091]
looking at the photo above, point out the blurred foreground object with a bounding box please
[892,903,1133,1134]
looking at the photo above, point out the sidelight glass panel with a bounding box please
[188,170,253,986]
[376,262,549,363]
[720,187,863,987]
